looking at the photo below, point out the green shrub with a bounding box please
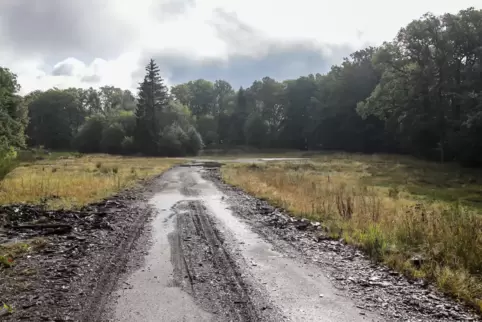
[100,123,125,154]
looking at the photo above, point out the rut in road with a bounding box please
[169,199,259,322]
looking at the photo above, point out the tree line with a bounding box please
[1,7,482,165]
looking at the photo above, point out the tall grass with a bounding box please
[0,155,180,209]
[0,158,18,181]
[222,155,482,312]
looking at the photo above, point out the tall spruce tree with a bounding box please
[135,59,169,155]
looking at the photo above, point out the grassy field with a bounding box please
[0,154,181,209]
[222,153,482,312]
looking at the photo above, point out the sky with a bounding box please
[0,0,480,94]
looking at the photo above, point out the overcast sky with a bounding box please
[0,0,480,94]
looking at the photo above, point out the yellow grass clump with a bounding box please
[0,155,181,209]
[222,153,482,312]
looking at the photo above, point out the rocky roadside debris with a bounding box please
[204,167,481,322]
[0,177,163,322]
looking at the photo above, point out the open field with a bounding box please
[0,154,181,209]
[222,153,482,312]
[1,153,481,320]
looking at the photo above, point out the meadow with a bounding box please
[0,153,180,209]
[222,153,482,311]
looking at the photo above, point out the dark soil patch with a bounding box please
[0,175,165,322]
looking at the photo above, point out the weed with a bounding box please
[95,161,102,169]
[388,186,400,199]
[0,255,13,268]
[2,303,13,314]
[222,153,482,311]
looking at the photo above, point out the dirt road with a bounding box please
[101,163,479,322]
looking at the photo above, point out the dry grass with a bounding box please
[0,154,181,209]
[222,153,482,312]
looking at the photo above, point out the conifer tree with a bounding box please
[134,59,169,155]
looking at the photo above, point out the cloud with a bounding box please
[51,58,87,76]
[80,75,102,83]
[144,42,355,88]
[156,0,196,16]
[137,8,359,87]
[0,0,138,63]
[0,0,480,93]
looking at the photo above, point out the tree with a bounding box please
[213,80,234,116]
[228,87,250,145]
[134,59,169,155]
[244,112,268,147]
[72,115,106,153]
[358,8,482,163]
[0,67,26,158]
[196,115,218,146]
[27,89,85,150]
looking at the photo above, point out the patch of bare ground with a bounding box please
[0,174,166,322]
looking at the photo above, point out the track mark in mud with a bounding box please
[80,203,153,322]
[179,170,200,196]
[169,200,259,322]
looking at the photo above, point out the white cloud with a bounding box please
[0,0,480,93]
[13,53,143,94]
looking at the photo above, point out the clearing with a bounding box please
[0,153,480,321]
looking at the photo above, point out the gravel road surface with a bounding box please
[101,162,480,322]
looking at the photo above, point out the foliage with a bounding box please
[121,136,135,155]
[185,125,204,155]
[244,112,268,147]
[73,115,106,153]
[27,89,86,149]
[134,60,202,156]
[135,59,170,155]
[100,123,126,154]
[0,68,25,156]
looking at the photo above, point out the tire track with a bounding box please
[169,200,260,322]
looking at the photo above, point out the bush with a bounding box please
[121,136,136,155]
[112,111,136,137]
[156,123,203,157]
[73,115,106,153]
[100,123,125,154]
[185,126,203,155]
[158,123,188,156]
